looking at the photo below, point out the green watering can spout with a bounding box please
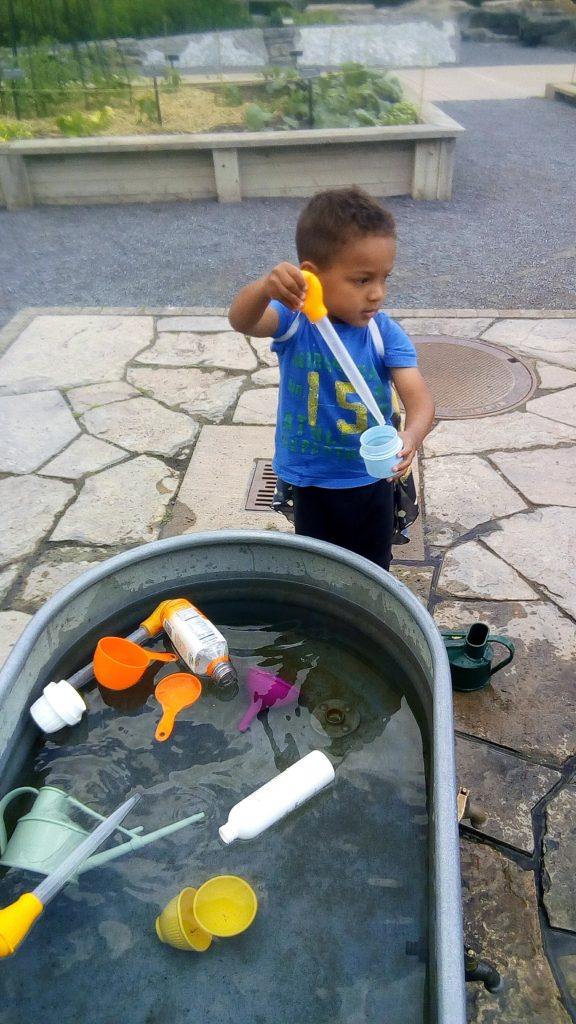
[0,786,204,876]
[441,622,515,692]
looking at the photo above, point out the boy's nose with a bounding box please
[368,282,386,302]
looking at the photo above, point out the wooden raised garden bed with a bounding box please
[0,98,463,209]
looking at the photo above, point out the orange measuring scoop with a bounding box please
[94,636,178,691]
[155,674,202,742]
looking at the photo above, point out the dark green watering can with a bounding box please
[440,622,515,692]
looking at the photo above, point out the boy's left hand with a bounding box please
[387,430,417,481]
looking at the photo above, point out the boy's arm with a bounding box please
[390,366,435,477]
[228,262,307,338]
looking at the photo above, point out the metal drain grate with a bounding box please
[245,459,276,511]
[413,336,536,418]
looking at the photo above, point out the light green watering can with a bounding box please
[0,786,204,877]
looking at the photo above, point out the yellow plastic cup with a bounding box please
[193,875,258,939]
[155,887,212,952]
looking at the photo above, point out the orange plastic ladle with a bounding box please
[94,636,178,691]
[154,674,202,742]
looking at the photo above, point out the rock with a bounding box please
[543,785,576,930]
[461,839,571,1023]
[51,456,179,546]
[0,315,154,394]
[0,476,75,568]
[0,391,80,474]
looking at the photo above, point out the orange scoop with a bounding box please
[94,636,177,691]
[155,673,202,742]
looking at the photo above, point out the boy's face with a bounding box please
[302,233,396,327]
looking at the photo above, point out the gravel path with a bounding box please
[1,41,575,328]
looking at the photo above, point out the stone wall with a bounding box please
[135,16,459,71]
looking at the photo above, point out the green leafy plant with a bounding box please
[0,0,250,47]
[55,106,114,136]
[244,102,275,131]
[0,120,34,141]
[220,82,243,107]
[161,69,181,94]
[244,63,419,131]
[269,5,340,25]
[135,94,159,124]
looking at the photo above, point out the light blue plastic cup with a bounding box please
[359,425,403,479]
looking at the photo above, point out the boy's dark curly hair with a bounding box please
[295,186,396,267]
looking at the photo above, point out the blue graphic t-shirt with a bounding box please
[270,302,418,488]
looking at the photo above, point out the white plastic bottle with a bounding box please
[159,599,238,696]
[218,750,335,844]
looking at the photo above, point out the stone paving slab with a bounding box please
[80,396,199,456]
[424,411,576,457]
[398,316,496,337]
[0,391,80,474]
[436,600,576,764]
[438,540,538,601]
[67,380,139,413]
[233,387,279,424]
[544,785,576,932]
[0,610,32,667]
[423,454,527,547]
[0,315,154,394]
[456,734,560,855]
[135,330,257,370]
[0,566,19,604]
[174,424,291,535]
[460,840,571,1024]
[389,564,433,607]
[482,318,576,369]
[527,388,576,429]
[491,447,576,508]
[16,547,110,609]
[0,475,75,568]
[127,365,245,420]
[536,363,576,390]
[38,434,128,480]
[484,507,576,619]
[51,455,179,546]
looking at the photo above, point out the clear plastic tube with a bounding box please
[315,316,386,427]
[33,794,141,906]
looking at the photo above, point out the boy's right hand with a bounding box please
[265,263,307,312]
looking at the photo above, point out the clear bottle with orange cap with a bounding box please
[140,598,238,699]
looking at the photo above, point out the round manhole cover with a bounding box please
[413,336,537,418]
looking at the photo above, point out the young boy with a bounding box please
[228,187,435,571]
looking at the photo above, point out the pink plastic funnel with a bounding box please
[238,667,300,732]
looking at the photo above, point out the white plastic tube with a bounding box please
[218,750,335,844]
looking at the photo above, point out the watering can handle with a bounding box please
[487,636,515,677]
[0,787,39,855]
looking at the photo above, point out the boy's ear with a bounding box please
[300,260,319,273]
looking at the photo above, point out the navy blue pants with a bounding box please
[292,480,394,570]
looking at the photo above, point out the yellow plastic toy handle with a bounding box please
[0,893,44,957]
[139,598,191,638]
[301,270,327,323]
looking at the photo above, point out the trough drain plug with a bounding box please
[311,699,360,738]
